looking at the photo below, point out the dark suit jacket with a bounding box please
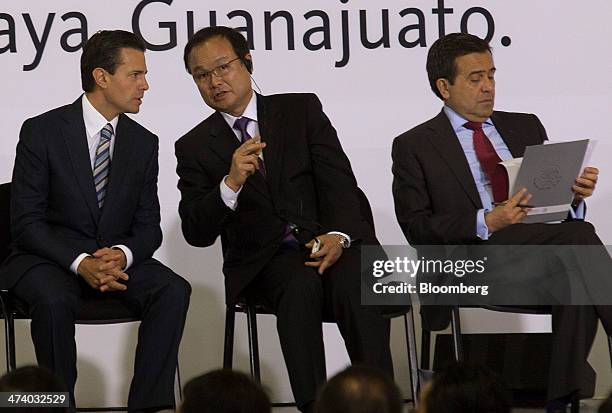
[176,93,373,303]
[391,109,548,329]
[0,97,162,289]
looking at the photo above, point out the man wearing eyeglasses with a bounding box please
[175,26,393,413]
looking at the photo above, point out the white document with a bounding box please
[499,157,523,197]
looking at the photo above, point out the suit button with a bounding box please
[96,235,104,244]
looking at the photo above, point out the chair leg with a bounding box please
[3,315,9,373]
[173,363,182,407]
[223,306,236,369]
[450,307,464,362]
[246,305,261,383]
[6,311,16,371]
[404,309,420,408]
[570,395,580,413]
[0,294,11,373]
[420,329,431,370]
[607,335,612,370]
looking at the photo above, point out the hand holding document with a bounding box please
[498,139,591,223]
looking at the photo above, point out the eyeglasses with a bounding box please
[193,57,242,83]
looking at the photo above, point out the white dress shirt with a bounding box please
[69,94,134,274]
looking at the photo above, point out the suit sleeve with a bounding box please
[533,113,548,143]
[114,137,163,264]
[11,118,90,269]
[391,136,480,245]
[304,94,366,240]
[175,139,233,247]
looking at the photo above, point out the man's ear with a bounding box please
[436,78,451,100]
[92,68,109,89]
[243,53,253,74]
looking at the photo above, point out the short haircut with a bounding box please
[180,369,270,413]
[0,365,68,413]
[426,32,492,100]
[80,30,145,92]
[183,26,251,74]
[314,365,402,413]
[423,362,510,413]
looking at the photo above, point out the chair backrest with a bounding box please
[0,182,11,263]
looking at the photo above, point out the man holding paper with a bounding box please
[392,32,610,412]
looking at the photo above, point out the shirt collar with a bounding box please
[82,94,119,138]
[443,105,493,134]
[220,92,258,128]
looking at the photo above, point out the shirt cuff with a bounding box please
[220,175,242,211]
[327,231,352,248]
[569,200,585,220]
[112,245,133,270]
[476,209,490,241]
[70,253,91,275]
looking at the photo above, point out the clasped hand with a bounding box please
[305,234,344,275]
[77,247,129,292]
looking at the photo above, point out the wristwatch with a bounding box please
[335,234,350,249]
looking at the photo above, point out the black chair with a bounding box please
[0,182,181,411]
[421,305,612,413]
[222,187,421,407]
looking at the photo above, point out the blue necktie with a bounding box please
[93,123,113,209]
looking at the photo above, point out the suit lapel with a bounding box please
[256,94,283,196]
[208,112,271,200]
[62,98,100,221]
[99,114,135,223]
[428,110,482,208]
[208,111,239,162]
[490,112,524,158]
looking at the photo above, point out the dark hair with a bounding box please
[426,32,491,100]
[183,26,252,74]
[423,363,510,413]
[80,30,145,92]
[181,369,270,413]
[314,365,402,413]
[0,365,68,413]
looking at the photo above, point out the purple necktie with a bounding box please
[234,117,296,247]
[233,116,252,143]
[233,117,266,176]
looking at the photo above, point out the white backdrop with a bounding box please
[2,0,612,407]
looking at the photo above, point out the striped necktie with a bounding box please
[93,123,113,209]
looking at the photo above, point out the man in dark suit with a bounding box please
[1,30,191,412]
[175,26,393,413]
[392,33,611,412]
